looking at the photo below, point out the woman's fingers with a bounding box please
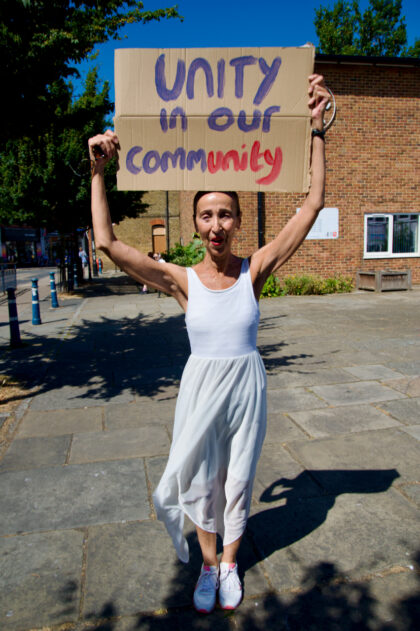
[88,131,120,162]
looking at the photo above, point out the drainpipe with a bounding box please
[165,191,170,253]
[257,192,265,248]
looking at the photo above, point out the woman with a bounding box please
[89,74,330,613]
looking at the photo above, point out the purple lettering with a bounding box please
[217,59,225,98]
[160,109,168,132]
[208,107,234,132]
[262,106,281,132]
[155,54,185,101]
[229,56,257,98]
[160,148,186,172]
[186,58,214,99]
[143,150,161,174]
[186,149,207,172]
[254,57,282,105]
[238,109,261,132]
[169,107,187,131]
[126,146,143,174]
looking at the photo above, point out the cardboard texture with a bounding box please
[115,47,315,192]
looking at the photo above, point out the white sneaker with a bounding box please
[193,564,219,613]
[218,562,242,610]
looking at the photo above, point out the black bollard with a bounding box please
[7,288,22,347]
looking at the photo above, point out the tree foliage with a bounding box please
[0,0,181,141]
[0,69,147,232]
[0,0,180,229]
[314,0,419,57]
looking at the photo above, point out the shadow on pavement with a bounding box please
[1,318,295,409]
[57,469,419,630]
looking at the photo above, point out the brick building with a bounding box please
[102,54,420,283]
[100,190,180,270]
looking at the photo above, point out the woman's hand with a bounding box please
[308,74,330,131]
[88,129,120,174]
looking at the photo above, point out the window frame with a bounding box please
[364,213,420,259]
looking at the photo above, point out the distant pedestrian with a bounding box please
[79,246,89,279]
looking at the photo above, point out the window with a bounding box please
[364,214,419,258]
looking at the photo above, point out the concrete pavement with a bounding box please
[0,272,419,630]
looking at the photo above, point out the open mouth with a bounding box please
[210,238,224,247]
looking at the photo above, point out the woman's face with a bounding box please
[195,192,241,257]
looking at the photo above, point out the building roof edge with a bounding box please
[315,53,420,68]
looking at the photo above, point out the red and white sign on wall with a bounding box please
[115,46,314,192]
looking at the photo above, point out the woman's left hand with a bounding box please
[308,74,330,129]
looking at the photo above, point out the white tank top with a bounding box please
[185,258,260,359]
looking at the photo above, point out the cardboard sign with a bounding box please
[115,46,314,192]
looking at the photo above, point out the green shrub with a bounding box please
[261,273,354,297]
[260,273,282,297]
[165,237,206,267]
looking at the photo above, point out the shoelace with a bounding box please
[220,567,241,592]
[197,570,218,592]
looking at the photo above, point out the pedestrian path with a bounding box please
[0,273,419,630]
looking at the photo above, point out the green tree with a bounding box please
[0,0,181,142]
[314,0,419,57]
[0,69,147,232]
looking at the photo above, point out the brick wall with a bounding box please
[98,191,180,271]
[179,60,420,283]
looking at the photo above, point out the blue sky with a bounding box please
[73,0,420,103]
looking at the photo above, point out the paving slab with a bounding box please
[266,388,328,413]
[83,521,195,616]
[387,359,420,376]
[146,456,168,492]
[342,364,406,381]
[247,489,420,592]
[311,381,406,406]
[253,443,322,505]
[235,569,420,631]
[287,428,420,484]
[264,412,308,443]
[83,521,267,622]
[266,367,359,389]
[0,435,71,471]
[382,376,420,397]
[0,459,149,535]
[0,529,84,630]
[16,407,103,438]
[399,424,420,441]
[105,402,168,430]
[68,426,170,464]
[367,570,420,629]
[134,396,177,422]
[399,483,420,509]
[288,404,401,438]
[29,383,136,410]
[376,397,420,425]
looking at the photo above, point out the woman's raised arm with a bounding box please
[89,130,188,308]
[250,74,329,294]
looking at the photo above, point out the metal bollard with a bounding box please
[49,272,59,308]
[31,278,42,325]
[67,263,73,292]
[7,288,22,347]
[73,263,79,289]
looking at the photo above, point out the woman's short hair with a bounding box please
[193,191,241,221]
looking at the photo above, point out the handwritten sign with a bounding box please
[115,47,314,192]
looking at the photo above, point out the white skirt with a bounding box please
[153,350,267,563]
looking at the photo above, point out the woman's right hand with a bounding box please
[88,129,120,173]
